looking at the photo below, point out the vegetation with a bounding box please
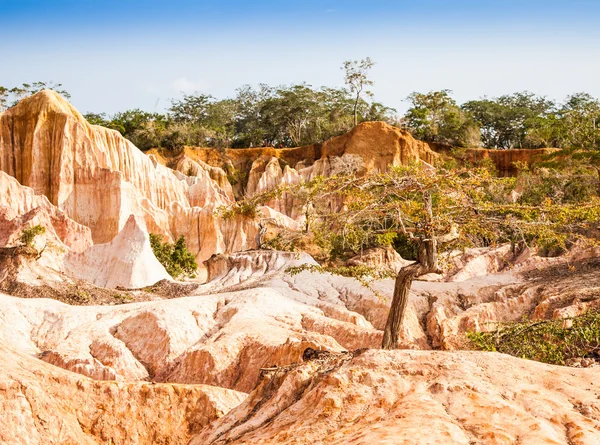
[149,234,198,279]
[403,90,480,147]
[468,311,600,365]
[5,75,600,153]
[404,90,600,150]
[83,82,394,151]
[225,161,600,350]
[342,58,375,126]
[0,82,70,111]
[19,225,46,248]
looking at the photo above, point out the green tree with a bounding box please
[244,165,600,349]
[149,234,198,278]
[403,90,480,147]
[169,93,214,125]
[342,58,375,127]
[560,93,600,149]
[463,92,555,149]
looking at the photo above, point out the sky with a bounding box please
[2,0,600,115]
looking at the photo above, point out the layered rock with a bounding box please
[3,247,597,394]
[0,340,245,445]
[193,349,600,444]
[0,170,92,252]
[0,91,259,272]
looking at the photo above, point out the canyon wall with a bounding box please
[0,91,259,275]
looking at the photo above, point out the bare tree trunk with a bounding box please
[381,191,439,349]
[381,263,421,349]
[353,93,360,127]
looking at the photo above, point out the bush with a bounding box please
[467,311,600,365]
[20,225,46,247]
[149,234,198,279]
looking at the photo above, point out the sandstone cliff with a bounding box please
[0,92,554,273]
[0,91,260,275]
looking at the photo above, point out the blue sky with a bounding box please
[2,0,600,115]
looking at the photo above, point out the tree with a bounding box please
[0,86,9,111]
[342,58,375,127]
[0,81,71,111]
[169,93,214,125]
[404,90,480,147]
[240,164,600,349]
[149,234,198,279]
[463,92,555,149]
[559,93,600,149]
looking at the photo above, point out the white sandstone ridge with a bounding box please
[1,167,169,289]
[0,170,92,252]
[66,215,171,288]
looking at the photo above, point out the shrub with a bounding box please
[149,234,198,279]
[467,311,600,365]
[20,225,46,247]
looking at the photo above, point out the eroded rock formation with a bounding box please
[1,91,597,445]
[0,340,245,445]
[193,349,600,444]
[0,91,260,275]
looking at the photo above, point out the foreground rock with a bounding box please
[193,349,600,445]
[0,251,384,390]
[0,341,245,445]
[2,248,599,394]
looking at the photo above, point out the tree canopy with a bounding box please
[4,76,600,153]
[226,161,600,349]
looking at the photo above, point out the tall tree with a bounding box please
[342,58,375,126]
[169,93,214,126]
[560,93,600,150]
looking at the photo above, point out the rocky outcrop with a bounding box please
[4,248,596,393]
[347,246,412,274]
[460,147,559,176]
[0,340,245,445]
[0,91,259,272]
[0,247,386,391]
[0,170,92,252]
[193,349,600,444]
[66,215,171,288]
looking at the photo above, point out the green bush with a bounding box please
[149,234,198,279]
[20,225,46,247]
[467,311,600,365]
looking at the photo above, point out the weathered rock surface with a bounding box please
[66,215,170,288]
[0,340,245,445]
[2,248,598,398]
[0,251,385,391]
[347,245,412,274]
[0,170,93,252]
[193,349,600,445]
[1,92,596,445]
[0,90,259,271]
